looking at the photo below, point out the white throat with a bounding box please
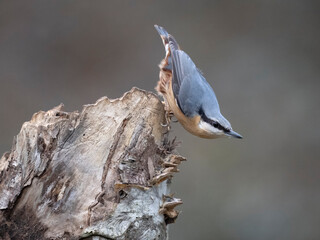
[198,120,224,136]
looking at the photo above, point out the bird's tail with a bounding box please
[154,25,179,55]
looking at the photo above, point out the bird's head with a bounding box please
[198,108,242,139]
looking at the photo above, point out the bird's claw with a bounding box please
[161,122,169,127]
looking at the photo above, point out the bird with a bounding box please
[154,25,242,139]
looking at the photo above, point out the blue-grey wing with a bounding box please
[171,50,220,117]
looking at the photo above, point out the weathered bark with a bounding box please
[0,88,184,240]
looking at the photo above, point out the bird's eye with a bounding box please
[213,122,219,128]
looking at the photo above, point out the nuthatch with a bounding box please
[155,25,242,139]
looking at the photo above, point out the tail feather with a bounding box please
[168,35,179,52]
[154,25,169,46]
[154,25,180,52]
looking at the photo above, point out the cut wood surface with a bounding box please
[0,88,184,240]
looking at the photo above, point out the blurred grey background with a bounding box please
[1,1,319,239]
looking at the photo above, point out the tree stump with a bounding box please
[0,88,184,240]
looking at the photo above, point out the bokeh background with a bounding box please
[1,1,319,239]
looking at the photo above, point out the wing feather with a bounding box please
[171,50,211,117]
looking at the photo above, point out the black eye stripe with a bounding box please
[199,108,229,132]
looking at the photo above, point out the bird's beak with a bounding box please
[225,130,243,139]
